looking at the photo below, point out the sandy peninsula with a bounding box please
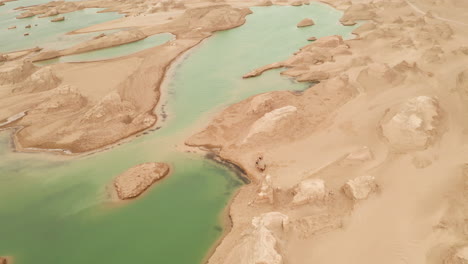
[1,0,468,263]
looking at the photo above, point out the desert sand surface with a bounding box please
[186,0,468,263]
[1,0,468,263]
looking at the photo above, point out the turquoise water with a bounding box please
[36,33,175,65]
[0,0,122,53]
[0,3,357,264]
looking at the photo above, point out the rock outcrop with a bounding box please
[82,92,136,123]
[31,50,61,62]
[258,0,273,6]
[345,146,373,162]
[356,63,404,92]
[456,69,468,101]
[17,1,84,19]
[114,162,170,200]
[312,35,345,48]
[343,175,377,200]
[291,1,302,6]
[32,30,148,62]
[51,16,65,22]
[381,96,440,151]
[292,178,326,205]
[296,70,329,82]
[31,85,86,114]
[244,106,297,143]
[243,62,284,79]
[188,75,356,151]
[166,5,252,35]
[224,212,289,264]
[340,3,376,25]
[444,246,468,264]
[257,174,274,204]
[297,18,314,27]
[12,66,61,93]
[66,30,146,55]
[17,11,35,19]
[39,8,58,17]
[0,60,36,86]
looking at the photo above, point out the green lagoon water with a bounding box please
[0,0,122,53]
[0,3,358,264]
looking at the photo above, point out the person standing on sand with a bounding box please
[255,156,266,172]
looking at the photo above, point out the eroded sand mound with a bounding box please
[0,257,9,264]
[297,18,314,27]
[114,162,170,200]
[256,174,274,204]
[187,75,356,153]
[381,96,440,151]
[342,175,377,200]
[16,0,83,18]
[0,60,36,85]
[243,35,352,83]
[244,106,297,143]
[444,246,468,264]
[340,3,376,25]
[31,85,86,113]
[12,66,62,93]
[224,212,289,264]
[33,30,148,61]
[165,5,252,35]
[292,178,326,205]
[356,63,405,91]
